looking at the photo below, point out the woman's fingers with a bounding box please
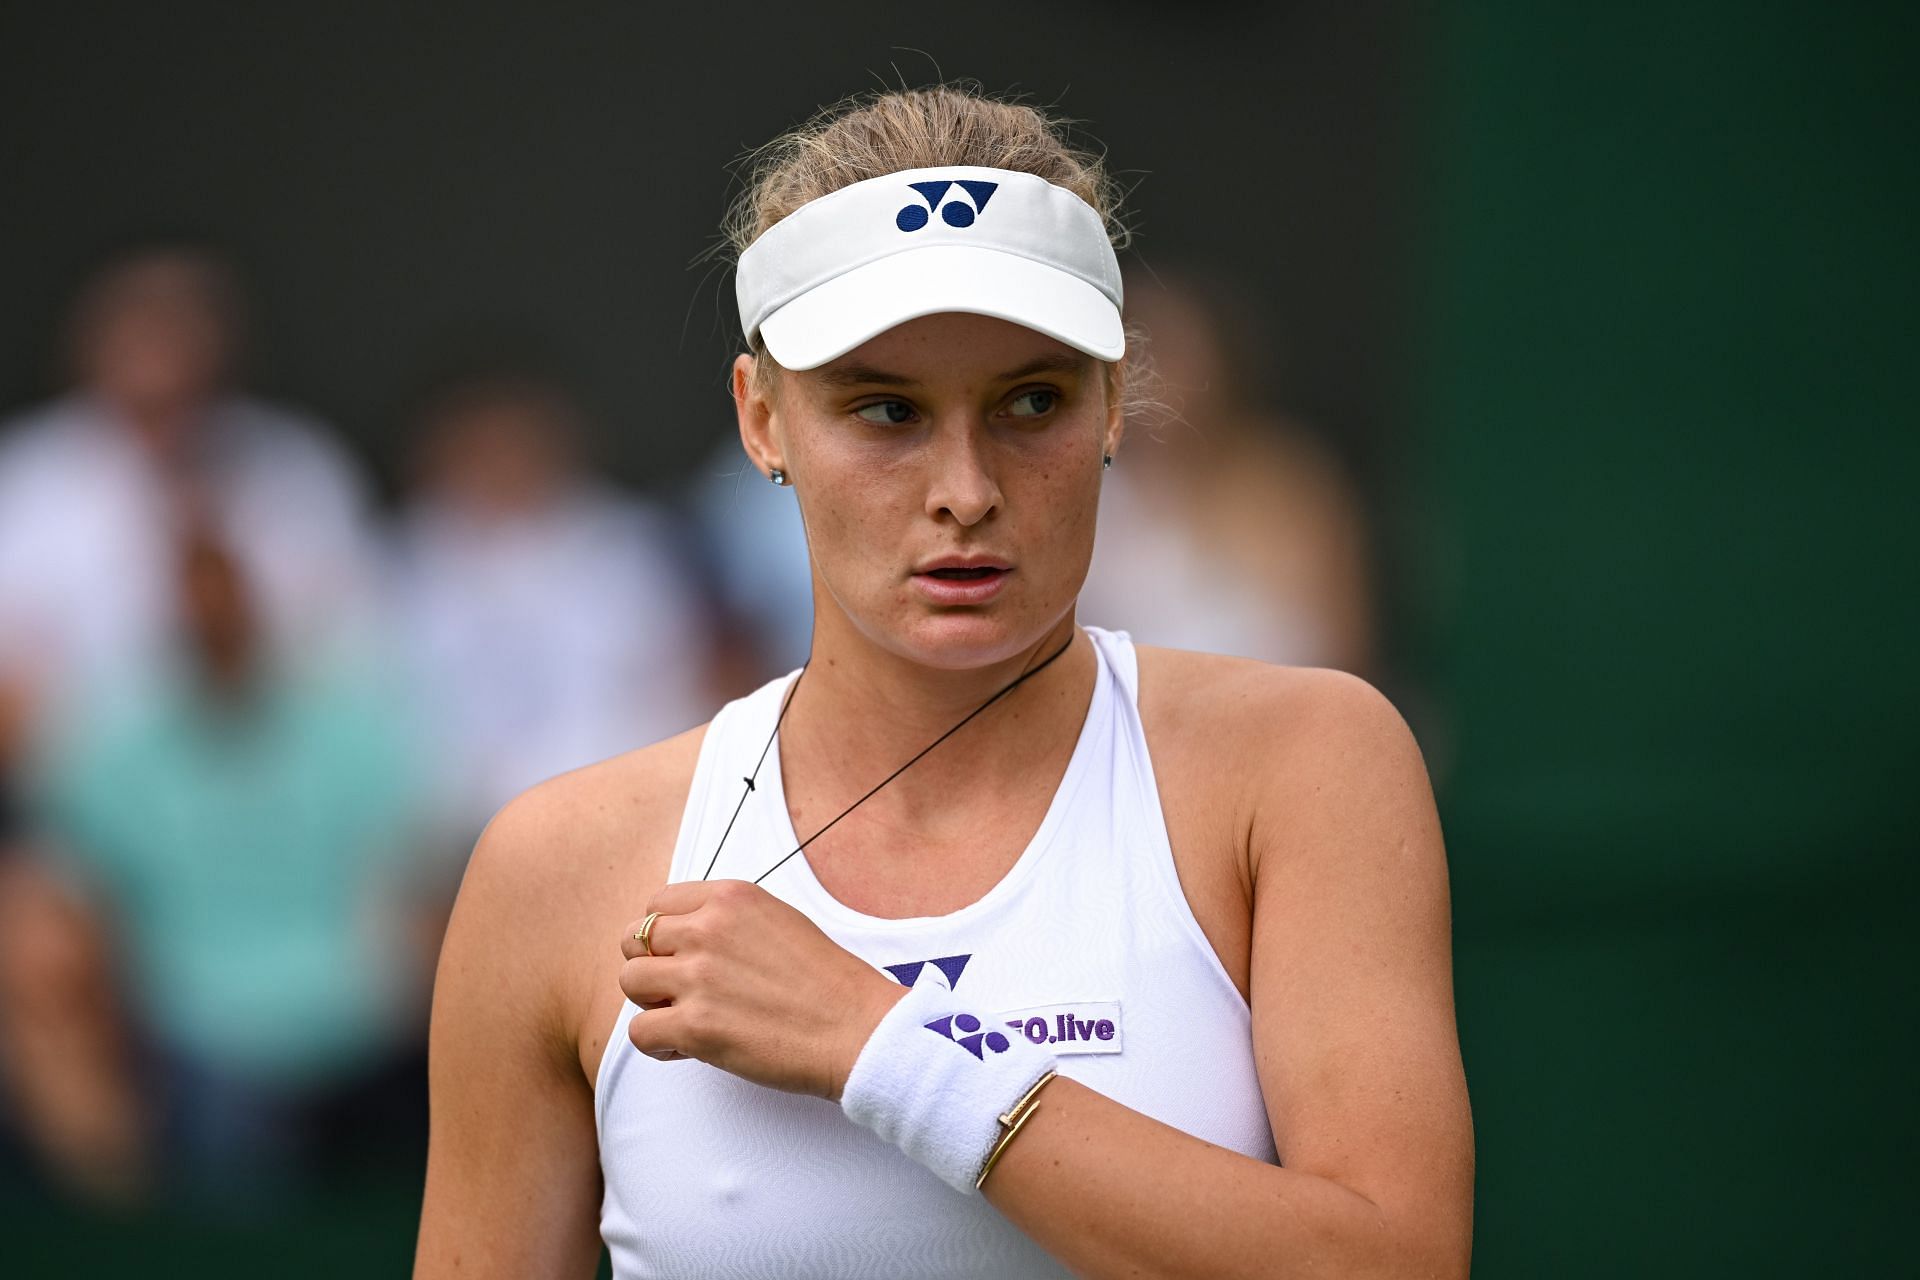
[609,880,909,1097]
[644,879,746,919]
[627,1000,721,1063]
[627,1004,690,1061]
[620,910,691,960]
[621,882,758,959]
[618,955,689,1007]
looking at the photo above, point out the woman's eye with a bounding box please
[1008,389,1058,418]
[855,400,916,426]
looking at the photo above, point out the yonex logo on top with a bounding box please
[884,953,971,991]
[895,179,999,232]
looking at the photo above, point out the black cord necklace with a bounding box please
[699,631,1079,886]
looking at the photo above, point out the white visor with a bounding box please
[735,165,1124,371]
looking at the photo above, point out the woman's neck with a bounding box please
[778,611,1093,821]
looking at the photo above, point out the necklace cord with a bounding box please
[698,632,1078,885]
[698,664,806,882]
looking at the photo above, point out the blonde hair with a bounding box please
[725,85,1129,262]
[724,84,1149,413]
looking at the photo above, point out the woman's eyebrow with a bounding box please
[815,363,915,389]
[995,353,1091,382]
[816,353,1090,390]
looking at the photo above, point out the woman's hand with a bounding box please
[619,880,908,1100]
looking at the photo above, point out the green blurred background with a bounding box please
[1422,4,1915,1273]
[2,2,1913,1274]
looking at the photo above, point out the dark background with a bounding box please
[1,2,1415,493]
[3,2,1913,1275]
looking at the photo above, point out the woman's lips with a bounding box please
[912,566,1012,605]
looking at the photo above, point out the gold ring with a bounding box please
[636,911,662,957]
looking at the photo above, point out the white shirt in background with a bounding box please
[0,392,382,738]
[391,482,714,834]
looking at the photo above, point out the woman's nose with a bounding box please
[923,426,1003,527]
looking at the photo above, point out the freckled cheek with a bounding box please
[1054,499,1103,585]
[1006,469,1103,588]
[796,483,912,601]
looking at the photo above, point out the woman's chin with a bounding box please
[878,609,1070,672]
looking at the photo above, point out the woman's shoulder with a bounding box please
[1134,645,1405,747]
[445,724,711,1047]
[464,723,710,909]
[1132,645,1430,838]
[1120,645,1433,1000]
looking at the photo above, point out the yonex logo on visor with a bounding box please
[896,179,999,232]
[736,164,1125,371]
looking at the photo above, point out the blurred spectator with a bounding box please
[389,372,717,843]
[690,440,814,684]
[0,243,382,763]
[1078,266,1378,673]
[0,242,406,1209]
[3,524,429,1211]
[0,239,401,1212]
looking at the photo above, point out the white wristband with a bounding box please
[841,974,1058,1194]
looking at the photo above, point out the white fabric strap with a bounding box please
[841,970,1058,1195]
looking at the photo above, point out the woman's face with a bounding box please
[735,312,1122,670]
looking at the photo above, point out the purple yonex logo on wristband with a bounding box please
[881,954,1124,1058]
[923,1012,1012,1060]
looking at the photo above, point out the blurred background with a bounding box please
[0,2,1911,1275]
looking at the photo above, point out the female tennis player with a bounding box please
[415,85,1472,1279]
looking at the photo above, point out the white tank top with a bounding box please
[594,627,1276,1278]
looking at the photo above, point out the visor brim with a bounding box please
[756,245,1125,372]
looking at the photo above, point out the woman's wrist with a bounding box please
[839,975,1060,1194]
[828,976,912,1102]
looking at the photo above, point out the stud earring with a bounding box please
[769,468,788,486]
[1101,454,1113,470]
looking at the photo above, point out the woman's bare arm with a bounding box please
[977,667,1473,1278]
[414,788,605,1279]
